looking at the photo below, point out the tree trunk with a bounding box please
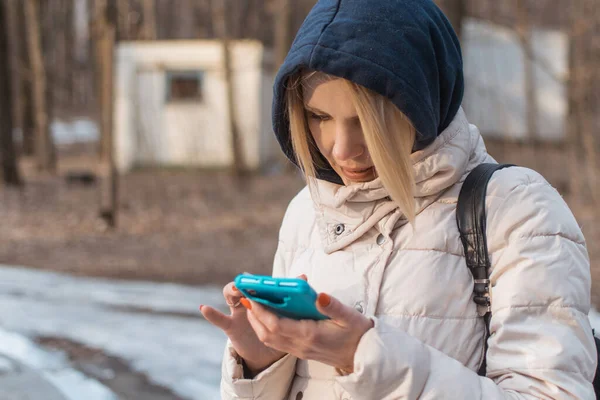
[116,0,130,41]
[64,0,75,110]
[212,0,245,176]
[435,0,465,39]
[274,0,292,70]
[516,1,538,143]
[514,0,541,174]
[0,0,22,186]
[24,0,55,173]
[140,0,157,40]
[94,0,118,228]
[4,0,22,147]
[39,0,57,159]
[568,0,600,208]
[14,2,35,156]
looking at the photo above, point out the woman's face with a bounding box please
[302,77,376,185]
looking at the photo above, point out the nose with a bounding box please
[331,122,365,162]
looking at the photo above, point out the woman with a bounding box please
[201,0,597,398]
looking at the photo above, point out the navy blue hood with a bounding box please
[272,0,464,184]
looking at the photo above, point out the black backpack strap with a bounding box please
[456,163,514,376]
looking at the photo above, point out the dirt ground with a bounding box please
[0,145,305,287]
[1,141,599,306]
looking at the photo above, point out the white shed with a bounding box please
[462,18,568,141]
[113,40,279,172]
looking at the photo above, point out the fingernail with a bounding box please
[299,274,307,280]
[232,286,238,291]
[199,305,204,311]
[318,293,330,307]
[240,298,252,310]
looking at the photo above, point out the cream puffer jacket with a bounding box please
[220,109,597,399]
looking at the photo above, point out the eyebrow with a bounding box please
[304,105,329,115]
[303,105,361,122]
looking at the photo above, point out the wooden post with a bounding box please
[94,0,118,227]
[212,0,245,176]
[24,0,55,173]
[0,0,22,186]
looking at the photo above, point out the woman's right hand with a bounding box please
[200,281,286,376]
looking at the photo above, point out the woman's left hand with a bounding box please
[241,292,374,373]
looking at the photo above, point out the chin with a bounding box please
[342,175,377,185]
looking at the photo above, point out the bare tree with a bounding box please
[93,0,119,227]
[140,0,157,40]
[212,0,245,176]
[568,0,600,208]
[274,0,292,69]
[4,0,21,147]
[435,0,466,39]
[63,0,75,110]
[116,0,131,40]
[515,0,538,143]
[24,0,56,172]
[0,0,22,186]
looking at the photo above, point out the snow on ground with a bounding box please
[52,118,99,145]
[0,263,225,315]
[0,327,117,400]
[13,118,99,148]
[0,265,228,400]
[3,264,600,400]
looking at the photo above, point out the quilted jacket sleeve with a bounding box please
[220,212,300,400]
[336,169,597,399]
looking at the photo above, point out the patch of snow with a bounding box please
[0,265,227,400]
[51,118,99,145]
[46,369,119,400]
[0,355,17,373]
[0,327,117,400]
[0,264,225,315]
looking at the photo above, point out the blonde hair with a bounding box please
[285,71,417,222]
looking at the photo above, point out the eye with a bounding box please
[307,111,331,122]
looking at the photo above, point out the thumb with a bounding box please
[200,305,231,331]
[315,293,354,324]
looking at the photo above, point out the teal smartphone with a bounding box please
[234,274,329,320]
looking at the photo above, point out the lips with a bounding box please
[344,167,372,173]
[340,166,375,179]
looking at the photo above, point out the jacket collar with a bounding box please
[312,108,489,253]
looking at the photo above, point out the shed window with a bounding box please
[166,71,204,102]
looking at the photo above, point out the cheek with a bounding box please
[308,121,335,157]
